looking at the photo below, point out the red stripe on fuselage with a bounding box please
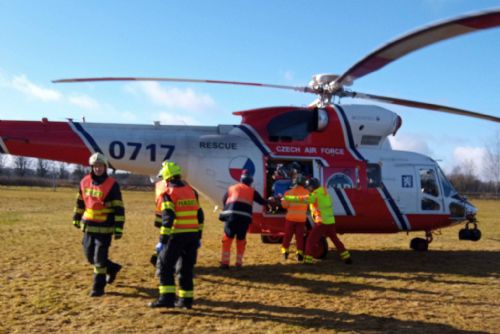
[338,188,400,233]
[406,214,453,231]
[0,120,91,164]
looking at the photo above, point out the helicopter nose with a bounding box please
[464,200,477,220]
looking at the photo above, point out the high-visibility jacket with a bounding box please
[154,180,169,227]
[155,180,168,212]
[80,175,116,223]
[282,185,309,223]
[283,186,335,225]
[220,183,255,223]
[160,185,201,235]
[308,187,335,225]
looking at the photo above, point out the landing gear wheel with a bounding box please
[410,237,428,251]
[470,228,482,241]
[261,235,283,244]
[459,222,481,241]
[312,236,328,259]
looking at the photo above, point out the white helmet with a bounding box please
[89,152,108,166]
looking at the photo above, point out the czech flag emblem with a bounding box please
[229,156,255,181]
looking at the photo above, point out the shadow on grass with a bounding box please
[194,250,499,297]
[107,285,157,299]
[192,298,486,334]
[199,249,500,277]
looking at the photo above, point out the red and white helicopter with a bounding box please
[1,9,499,255]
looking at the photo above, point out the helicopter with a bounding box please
[1,9,499,257]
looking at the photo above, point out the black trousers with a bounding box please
[158,233,198,295]
[224,221,250,240]
[82,233,117,290]
[83,233,112,267]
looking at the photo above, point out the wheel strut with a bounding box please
[425,230,433,244]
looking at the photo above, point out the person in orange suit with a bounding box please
[280,174,309,261]
[218,170,269,269]
[282,177,352,265]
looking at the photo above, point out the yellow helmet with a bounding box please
[160,161,182,180]
[89,152,108,166]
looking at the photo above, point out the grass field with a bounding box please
[0,186,499,333]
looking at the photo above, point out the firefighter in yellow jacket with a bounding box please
[280,174,309,261]
[282,177,351,264]
[149,162,204,309]
[72,153,125,297]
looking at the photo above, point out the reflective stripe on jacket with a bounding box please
[283,186,335,225]
[282,186,309,223]
[309,187,335,225]
[80,175,116,223]
[221,183,255,221]
[164,185,200,234]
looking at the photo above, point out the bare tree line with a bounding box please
[0,131,499,194]
[0,156,84,180]
[0,155,150,188]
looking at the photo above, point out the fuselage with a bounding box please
[0,104,474,235]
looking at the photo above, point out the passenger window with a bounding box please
[366,164,381,188]
[419,168,439,197]
[267,109,316,141]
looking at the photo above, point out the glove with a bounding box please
[114,227,123,240]
[150,253,158,267]
[72,220,81,229]
[155,242,164,254]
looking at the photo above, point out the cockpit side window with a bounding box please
[419,168,439,197]
[267,109,316,141]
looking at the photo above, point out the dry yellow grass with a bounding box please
[0,186,499,334]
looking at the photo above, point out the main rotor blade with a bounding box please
[53,77,313,93]
[334,8,500,90]
[349,91,500,123]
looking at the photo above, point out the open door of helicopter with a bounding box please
[264,157,316,215]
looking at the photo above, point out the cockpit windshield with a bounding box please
[436,166,457,197]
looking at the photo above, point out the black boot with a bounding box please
[90,273,106,297]
[106,262,122,284]
[175,297,193,309]
[89,290,104,297]
[296,253,304,262]
[149,294,175,308]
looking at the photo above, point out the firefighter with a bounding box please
[149,162,204,309]
[72,152,125,297]
[282,177,352,264]
[150,164,184,274]
[149,170,169,267]
[280,174,308,261]
[219,170,269,269]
